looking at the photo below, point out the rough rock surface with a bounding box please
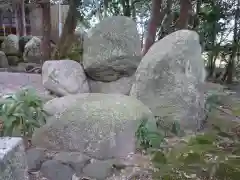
[23,37,42,63]
[42,60,89,96]
[33,93,154,160]
[40,160,74,180]
[0,51,9,68]
[26,148,46,171]
[83,16,141,82]
[27,148,153,180]
[0,137,29,180]
[53,152,91,175]
[130,30,206,131]
[88,76,134,95]
[82,159,115,180]
[1,34,19,54]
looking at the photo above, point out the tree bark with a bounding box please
[14,0,26,36]
[142,0,162,56]
[157,0,173,40]
[193,0,201,29]
[52,0,82,59]
[176,0,192,29]
[41,1,51,61]
[225,0,240,84]
[121,0,131,17]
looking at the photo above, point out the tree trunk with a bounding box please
[41,1,51,61]
[96,0,102,21]
[176,0,192,29]
[193,0,201,29]
[131,0,136,22]
[14,0,26,36]
[157,0,173,40]
[52,0,82,59]
[121,0,131,17]
[142,0,163,56]
[225,0,239,84]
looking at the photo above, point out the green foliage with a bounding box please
[135,117,182,151]
[135,119,165,150]
[0,88,47,137]
[65,42,83,62]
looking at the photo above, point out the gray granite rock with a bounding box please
[40,160,74,180]
[53,152,91,175]
[33,93,155,160]
[0,137,29,180]
[82,160,115,180]
[26,148,46,171]
[42,60,89,96]
[83,16,141,82]
[0,51,9,68]
[130,30,206,131]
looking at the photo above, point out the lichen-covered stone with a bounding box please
[130,30,206,131]
[1,34,19,55]
[33,93,155,160]
[83,16,141,82]
[53,152,91,175]
[42,60,89,96]
[0,51,9,68]
[40,160,74,180]
[23,37,42,63]
[0,137,29,180]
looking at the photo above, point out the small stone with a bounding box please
[40,160,74,180]
[26,148,46,171]
[82,160,115,180]
[54,152,91,175]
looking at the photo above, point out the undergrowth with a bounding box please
[135,93,240,180]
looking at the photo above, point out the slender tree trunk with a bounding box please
[131,0,136,22]
[14,0,26,36]
[96,0,102,21]
[52,0,82,59]
[142,0,163,56]
[103,0,108,18]
[193,0,201,29]
[157,0,173,40]
[176,0,192,29]
[121,0,131,17]
[41,1,51,61]
[225,0,239,84]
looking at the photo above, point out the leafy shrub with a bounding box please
[0,88,47,137]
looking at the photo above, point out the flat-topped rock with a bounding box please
[0,137,29,180]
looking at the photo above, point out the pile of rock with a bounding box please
[0,34,55,73]
[0,16,207,180]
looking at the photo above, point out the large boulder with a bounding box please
[32,93,155,160]
[0,51,9,68]
[23,36,42,63]
[130,30,206,131]
[88,76,134,95]
[83,16,141,82]
[1,34,19,55]
[42,60,89,96]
